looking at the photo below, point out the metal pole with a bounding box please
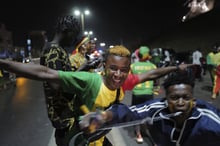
[81,13,85,33]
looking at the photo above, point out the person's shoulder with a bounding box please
[43,42,63,53]
[43,42,57,48]
[131,61,139,65]
[69,53,77,58]
[196,99,210,105]
[148,60,157,65]
[144,97,167,106]
[196,99,219,110]
[195,99,220,121]
[76,71,100,77]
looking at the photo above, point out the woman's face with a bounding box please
[103,55,131,90]
[166,84,195,117]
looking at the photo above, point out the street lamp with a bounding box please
[74,9,90,33]
[84,30,93,37]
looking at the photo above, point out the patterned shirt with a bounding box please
[69,52,87,71]
[40,42,75,129]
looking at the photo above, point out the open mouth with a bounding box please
[112,76,121,83]
[112,78,122,88]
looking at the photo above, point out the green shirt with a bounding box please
[131,61,157,95]
[58,71,125,111]
[206,52,215,65]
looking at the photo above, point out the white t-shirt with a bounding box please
[164,50,171,62]
[192,50,202,65]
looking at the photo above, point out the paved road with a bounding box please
[0,77,53,146]
[0,66,219,146]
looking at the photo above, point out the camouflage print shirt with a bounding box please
[40,43,75,129]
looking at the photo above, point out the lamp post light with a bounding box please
[74,9,90,33]
[84,30,93,37]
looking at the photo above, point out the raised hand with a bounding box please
[79,111,105,134]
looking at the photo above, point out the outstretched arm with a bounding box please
[137,64,193,83]
[79,104,135,133]
[0,59,59,83]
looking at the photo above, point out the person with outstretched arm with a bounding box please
[0,45,192,146]
[80,68,220,146]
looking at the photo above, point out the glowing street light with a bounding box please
[74,9,90,33]
[84,30,93,36]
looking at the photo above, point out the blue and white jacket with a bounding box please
[108,98,220,146]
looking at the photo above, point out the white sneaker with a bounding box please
[212,93,217,99]
[136,135,143,143]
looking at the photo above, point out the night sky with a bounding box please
[0,0,219,47]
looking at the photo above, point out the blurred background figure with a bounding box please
[86,38,97,60]
[199,56,207,76]
[85,38,103,72]
[150,48,163,68]
[192,48,203,81]
[130,46,158,144]
[131,48,139,63]
[69,36,90,71]
[163,49,171,67]
[69,36,102,72]
[211,45,220,99]
[206,44,218,89]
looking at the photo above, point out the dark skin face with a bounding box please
[87,42,96,55]
[166,84,196,127]
[103,55,131,90]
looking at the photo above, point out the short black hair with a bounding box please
[55,15,81,34]
[163,67,195,90]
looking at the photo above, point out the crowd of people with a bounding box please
[0,40,193,146]
[1,14,220,146]
[130,46,158,143]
